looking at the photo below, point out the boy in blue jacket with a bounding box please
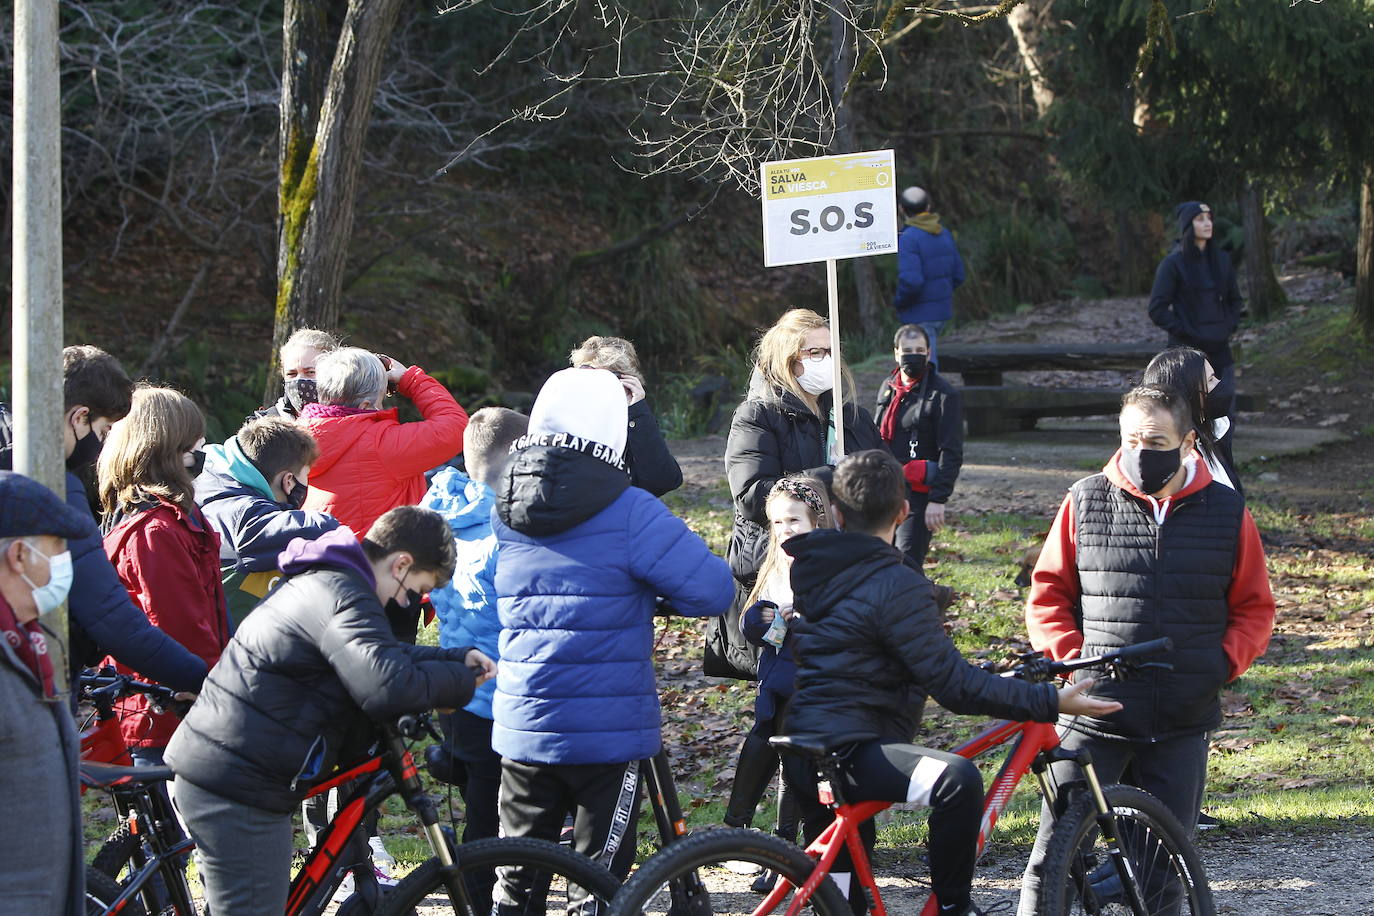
[491,368,735,915]
[421,408,529,856]
[197,417,339,630]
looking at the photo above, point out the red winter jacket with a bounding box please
[104,499,230,748]
[301,366,468,537]
[1025,452,1274,682]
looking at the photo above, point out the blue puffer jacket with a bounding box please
[491,441,734,765]
[423,467,501,719]
[893,217,966,325]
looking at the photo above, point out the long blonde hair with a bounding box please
[745,475,834,608]
[752,308,856,410]
[98,386,205,515]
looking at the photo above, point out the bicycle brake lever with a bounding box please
[396,715,421,739]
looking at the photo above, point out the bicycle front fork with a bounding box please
[392,740,476,916]
[1034,746,1151,914]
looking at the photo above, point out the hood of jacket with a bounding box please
[279,525,374,586]
[904,211,944,235]
[426,467,493,534]
[496,436,631,537]
[784,528,903,621]
[745,367,833,419]
[300,407,399,477]
[1102,447,1215,502]
[202,436,277,502]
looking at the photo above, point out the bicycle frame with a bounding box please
[87,772,198,916]
[773,718,1064,916]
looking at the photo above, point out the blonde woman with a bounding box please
[98,386,229,765]
[724,308,882,587]
[569,335,682,496]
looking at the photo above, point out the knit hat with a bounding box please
[0,471,90,540]
[529,367,628,456]
[1175,201,1210,238]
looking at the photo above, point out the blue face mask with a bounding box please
[20,542,74,614]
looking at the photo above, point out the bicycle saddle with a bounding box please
[769,732,873,758]
[80,760,176,789]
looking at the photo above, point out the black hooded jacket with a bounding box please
[725,375,883,583]
[784,529,1058,743]
[1148,240,1245,369]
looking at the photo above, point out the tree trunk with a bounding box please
[1007,0,1056,119]
[1239,180,1286,322]
[267,0,403,404]
[828,9,882,338]
[1357,162,1374,340]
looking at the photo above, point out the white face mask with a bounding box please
[796,355,834,395]
[20,542,74,615]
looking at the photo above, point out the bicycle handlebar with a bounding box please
[80,667,182,709]
[1000,637,1174,683]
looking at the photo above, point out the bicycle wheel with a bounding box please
[610,828,850,916]
[85,865,146,916]
[92,822,139,879]
[1037,784,1215,916]
[377,836,621,916]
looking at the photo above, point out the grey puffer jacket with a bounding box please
[785,529,1058,743]
[165,529,476,813]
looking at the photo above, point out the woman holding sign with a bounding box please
[709,309,882,680]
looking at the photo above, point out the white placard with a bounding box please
[760,149,898,267]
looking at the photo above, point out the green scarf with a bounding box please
[904,212,944,235]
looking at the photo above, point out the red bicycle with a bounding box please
[609,638,1214,916]
[77,670,618,916]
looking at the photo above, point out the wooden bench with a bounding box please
[938,343,1263,435]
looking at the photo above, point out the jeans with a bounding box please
[174,778,295,916]
[918,320,947,368]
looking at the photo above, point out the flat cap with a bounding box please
[0,471,91,540]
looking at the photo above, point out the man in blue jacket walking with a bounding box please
[894,186,966,367]
[491,367,734,915]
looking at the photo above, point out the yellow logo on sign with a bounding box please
[763,153,893,201]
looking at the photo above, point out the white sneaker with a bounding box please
[723,859,763,875]
[332,872,355,903]
[369,836,397,870]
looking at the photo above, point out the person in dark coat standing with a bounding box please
[166,507,492,916]
[0,347,207,693]
[783,451,1118,916]
[874,323,964,570]
[893,186,966,367]
[1147,201,1245,423]
[1017,386,1274,915]
[725,308,884,589]
[0,473,94,916]
[569,335,683,496]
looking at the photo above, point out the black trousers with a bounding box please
[1016,726,1208,916]
[895,489,933,569]
[497,758,642,916]
[724,695,799,839]
[785,740,983,914]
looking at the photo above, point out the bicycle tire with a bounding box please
[1037,784,1215,916]
[376,836,621,916]
[91,822,139,879]
[85,865,146,916]
[610,828,850,916]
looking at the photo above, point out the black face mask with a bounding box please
[284,377,319,415]
[383,588,425,641]
[899,353,928,379]
[286,478,309,509]
[66,425,103,471]
[1203,380,1233,422]
[186,449,206,480]
[1120,446,1182,496]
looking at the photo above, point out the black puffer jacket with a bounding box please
[725,374,883,583]
[784,529,1058,743]
[873,368,964,504]
[1147,244,1244,369]
[165,529,476,813]
[626,400,683,497]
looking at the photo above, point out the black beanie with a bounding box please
[1175,201,1209,238]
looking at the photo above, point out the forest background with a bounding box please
[2,0,1373,436]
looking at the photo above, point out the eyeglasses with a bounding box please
[797,347,832,363]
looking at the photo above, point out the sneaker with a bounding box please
[723,858,762,875]
[332,872,355,904]
[751,869,777,894]
[559,814,576,846]
[1196,811,1222,830]
[369,836,397,870]
[373,863,400,888]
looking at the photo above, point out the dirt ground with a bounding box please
[663,274,1374,914]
